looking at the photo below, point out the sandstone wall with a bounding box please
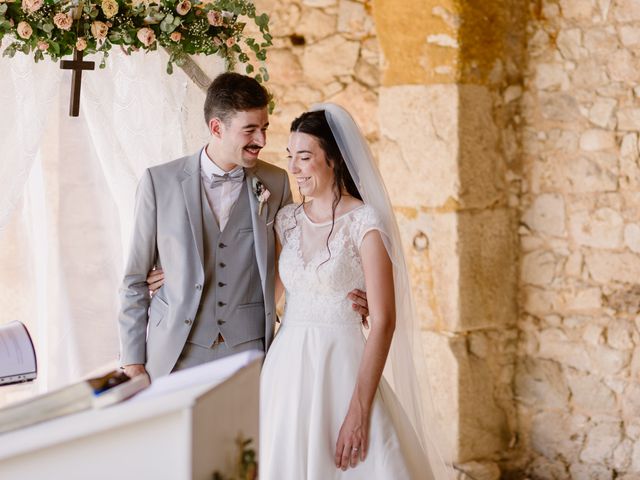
[514,0,640,478]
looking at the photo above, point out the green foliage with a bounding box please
[0,0,272,84]
[212,435,258,480]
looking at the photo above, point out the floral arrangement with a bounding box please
[0,0,271,78]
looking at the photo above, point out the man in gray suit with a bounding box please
[119,73,293,380]
[119,73,368,380]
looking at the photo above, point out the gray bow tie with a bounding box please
[210,169,245,189]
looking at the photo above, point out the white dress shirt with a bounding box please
[200,147,244,231]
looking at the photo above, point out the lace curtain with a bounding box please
[0,46,213,403]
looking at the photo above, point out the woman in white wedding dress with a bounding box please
[259,104,451,479]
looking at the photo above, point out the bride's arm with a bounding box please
[274,236,284,304]
[334,230,395,471]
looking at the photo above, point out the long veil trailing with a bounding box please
[311,103,454,479]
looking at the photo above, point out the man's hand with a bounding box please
[348,289,369,328]
[147,267,165,296]
[123,364,149,380]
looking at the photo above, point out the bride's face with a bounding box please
[287,132,335,198]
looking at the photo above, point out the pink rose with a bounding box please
[37,40,49,51]
[207,10,223,26]
[225,36,235,48]
[53,13,73,31]
[175,0,190,15]
[21,0,42,13]
[91,21,109,40]
[136,27,156,47]
[76,37,87,51]
[16,21,32,39]
[170,31,181,42]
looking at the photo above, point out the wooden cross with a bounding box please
[60,49,95,117]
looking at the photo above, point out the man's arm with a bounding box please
[118,169,158,374]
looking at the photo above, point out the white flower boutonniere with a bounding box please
[252,177,271,216]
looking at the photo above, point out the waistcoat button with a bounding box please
[219,262,226,268]
[218,282,226,287]
[184,319,192,325]
[195,283,202,290]
[217,319,225,325]
[218,301,226,307]
[219,243,227,248]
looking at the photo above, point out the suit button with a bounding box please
[218,301,226,307]
[195,283,202,290]
[184,319,193,325]
[217,319,225,325]
[218,282,226,287]
[219,243,227,248]
[219,262,226,268]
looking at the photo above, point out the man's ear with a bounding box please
[209,117,224,139]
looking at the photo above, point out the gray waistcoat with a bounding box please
[188,182,265,348]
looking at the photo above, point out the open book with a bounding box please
[0,369,150,434]
[0,321,37,386]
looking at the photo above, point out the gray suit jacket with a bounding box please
[118,152,292,379]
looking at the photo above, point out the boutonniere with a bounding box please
[252,177,271,216]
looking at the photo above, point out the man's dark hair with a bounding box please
[203,72,271,125]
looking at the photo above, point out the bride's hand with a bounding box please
[147,267,165,296]
[334,402,370,470]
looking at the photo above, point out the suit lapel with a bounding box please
[246,168,268,292]
[181,153,205,268]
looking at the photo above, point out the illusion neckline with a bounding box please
[301,203,366,227]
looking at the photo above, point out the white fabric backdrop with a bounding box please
[0,47,214,403]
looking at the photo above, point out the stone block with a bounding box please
[522,194,566,237]
[515,356,570,408]
[585,251,640,284]
[337,0,374,38]
[534,63,570,90]
[539,328,592,371]
[579,129,616,151]
[530,411,585,461]
[295,8,337,41]
[617,108,640,131]
[421,332,512,463]
[557,28,583,60]
[302,35,360,86]
[379,84,505,210]
[567,371,616,411]
[589,98,617,128]
[619,25,640,46]
[521,250,556,286]
[569,208,624,249]
[580,421,622,465]
[560,0,593,18]
[613,0,640,22]
[398,208,516,332]
[569,463,614,480]
[608,49,640,84]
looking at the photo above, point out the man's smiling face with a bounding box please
[214,107,269,169]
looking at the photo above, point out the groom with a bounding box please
[119,73,367,380]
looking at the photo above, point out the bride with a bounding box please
[260,104,451,479]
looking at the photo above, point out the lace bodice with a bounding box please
[275,203,384,326]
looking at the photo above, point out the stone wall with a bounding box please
[252,0,380,173]
[514,0,640,478]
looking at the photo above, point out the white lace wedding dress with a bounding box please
[259,203,436,480]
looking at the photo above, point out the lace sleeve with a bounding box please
[352,204,385,249]
[275,203,299,245]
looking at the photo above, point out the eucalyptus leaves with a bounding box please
[0,0,271,78]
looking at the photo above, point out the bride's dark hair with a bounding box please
[289,110,363,267]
